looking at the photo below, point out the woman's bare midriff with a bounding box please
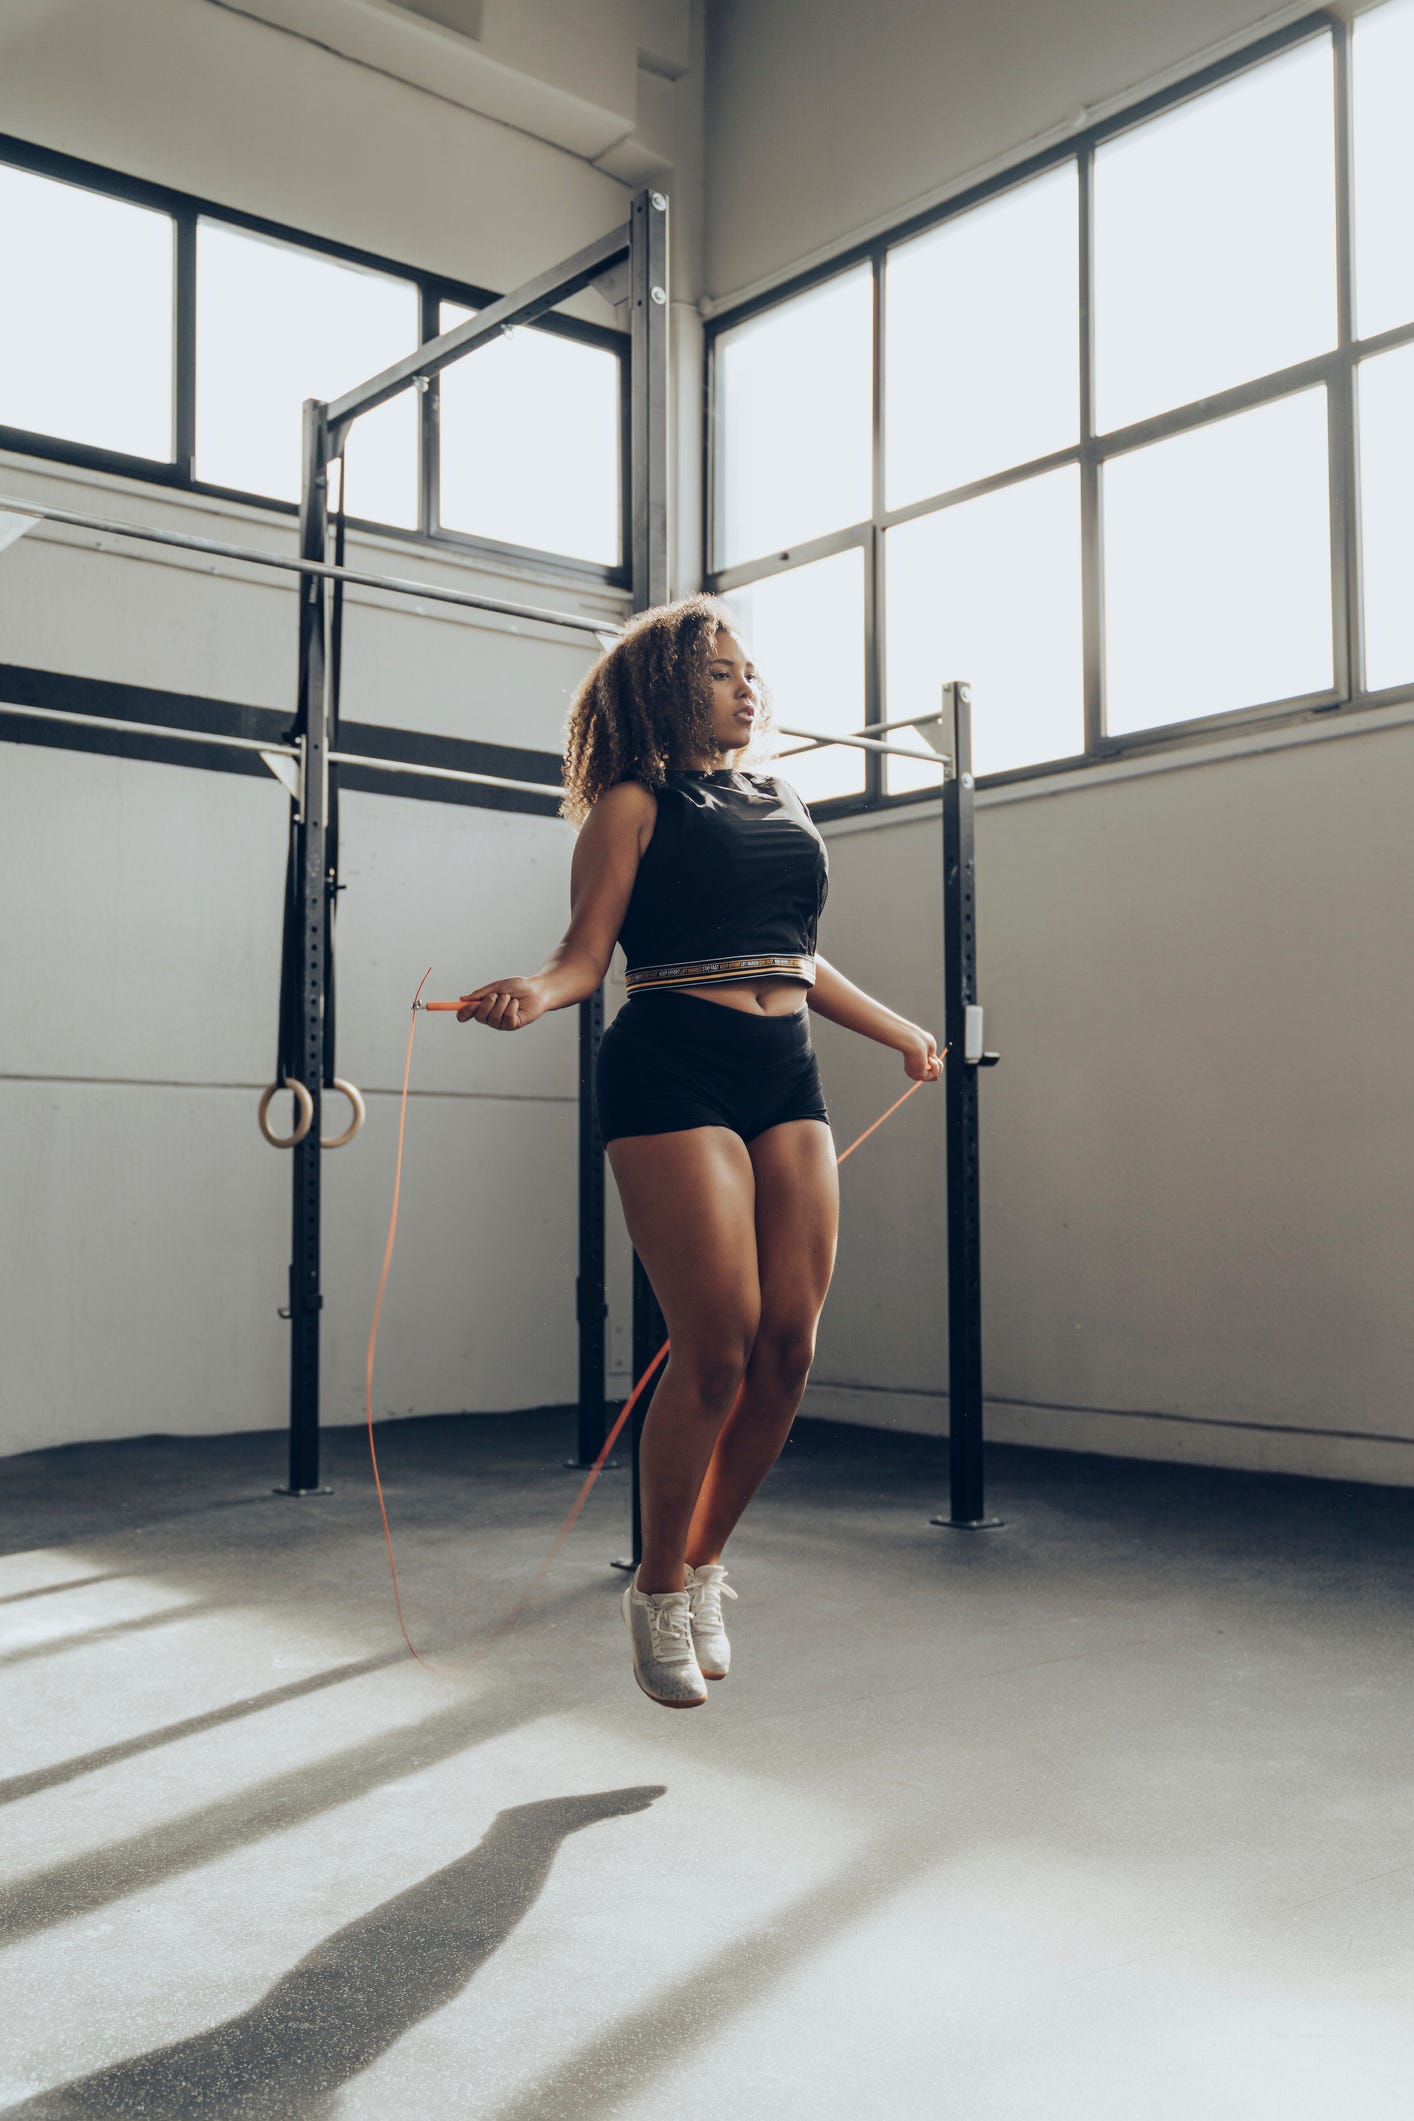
[637,979,808,1018]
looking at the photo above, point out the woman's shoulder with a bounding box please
[597,776,660,812]
[587,777,661,861]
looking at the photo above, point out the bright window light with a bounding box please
[724,549,868,806]
[715,266,873,572]
[0,164,173,460]
[1352,0,1414,339]
[885,466,1083,788]
[1102,388,1332,735]
[196,221,419,523]
[1357,343,1414,691]
[438,301,619,565]
[885,162,1079,509]
[1093,36,1337,434]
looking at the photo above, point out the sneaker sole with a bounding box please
[630,1665,707,1708]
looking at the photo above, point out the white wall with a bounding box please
[702,0,1414,1487]
[808,716,1414,1488]
[703,0,1366,308]
[0,0,706,1455]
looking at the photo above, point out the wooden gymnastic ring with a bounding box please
[321,1078,366,1149]
[257,1077,314,1148]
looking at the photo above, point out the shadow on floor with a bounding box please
[5,1787,664,2119]
[0,1674,595,1950]
[0,1651,408,1807]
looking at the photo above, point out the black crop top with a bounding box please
[616,767,830,996]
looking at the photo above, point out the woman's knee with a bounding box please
[669,1311,760,1411]
[749,1317,817,1387]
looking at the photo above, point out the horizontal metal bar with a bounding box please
[773,721,949,765]
[0,698,299,758]
[326,220,633,433]
[329,750,560,800]
[0,497,618,638]
[853,712,948,736]
[0,702,561,803]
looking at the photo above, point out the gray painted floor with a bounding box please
[3,1411,1411,2119]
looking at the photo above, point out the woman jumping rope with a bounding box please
[455,594,943,1708]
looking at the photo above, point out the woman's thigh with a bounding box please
[747,1119,840,1342]
[606,1127,761,1367]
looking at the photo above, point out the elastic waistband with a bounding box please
[624,952,816,994]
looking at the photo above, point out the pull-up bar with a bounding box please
[775,722,946,766]
[326,217,636,438]
[0,496,613,639]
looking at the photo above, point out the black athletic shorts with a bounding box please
[596,989,832,1147]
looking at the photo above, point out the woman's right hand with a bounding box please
[455,976,548,1029]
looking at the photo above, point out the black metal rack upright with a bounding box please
[279,400,334,1495]
[284,191,671,1498]
[617,187,672,1568]
[934,681,1003,1532]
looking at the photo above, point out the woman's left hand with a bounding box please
[896,1026,944,1083]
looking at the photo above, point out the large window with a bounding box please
[707,4,1414,811]
[885,162,1079,511]
[0,138,627,580]
[714,265,873,570]
[196,223,420,526]
[439,301,620,566]
[1091,39,1336,436]
[0,162,174,462]
[724,549,868,805]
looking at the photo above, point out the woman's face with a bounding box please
[697,627,759,767]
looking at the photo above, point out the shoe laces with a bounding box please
[644,1590,694,1660]
[688,1570,737,1633]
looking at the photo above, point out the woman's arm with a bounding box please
[457,781,655,1027]
[808,952,943,1080]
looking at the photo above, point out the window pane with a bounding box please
[1093,38,1337,434]
[438,302,620,564]
[1358,343,1414,691]
[715,266,872,570]
[723,549,867,806]
[0,164,173,459]
[1102,388,1332,735]
[884,467,1082,791]
[1352,0,1414,339]
[885,162,1079,509]
[196,221,418,523]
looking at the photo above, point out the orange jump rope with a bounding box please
[364,968,945,1667]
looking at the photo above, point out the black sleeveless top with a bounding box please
[617,768,830,996]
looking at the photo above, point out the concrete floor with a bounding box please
[2,1409,1412,2119]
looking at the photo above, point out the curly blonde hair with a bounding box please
[558,593,775,827]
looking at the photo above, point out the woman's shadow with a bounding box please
[9,1787,664,2118]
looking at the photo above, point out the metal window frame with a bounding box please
[0,128,630,589]
[703,7,1414,823]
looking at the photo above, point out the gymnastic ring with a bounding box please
[257,1077,314,1149]
[321,1078,366,1150]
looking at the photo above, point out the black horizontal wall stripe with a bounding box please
[0,665,564,816]
[0,662,291,743]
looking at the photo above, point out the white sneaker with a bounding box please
[684,1562,738,1680]
[622,1571,708,1707]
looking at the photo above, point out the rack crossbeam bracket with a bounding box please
[259,746,304,811]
